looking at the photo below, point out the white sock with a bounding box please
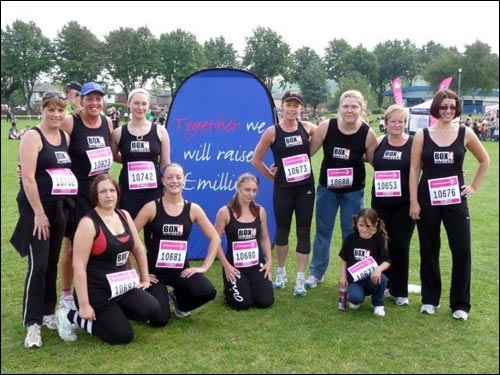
[297,272,305,281]
[277,267,286,275]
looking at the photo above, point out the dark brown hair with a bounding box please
[352,208,389,248]
[429,89,462,119]
[90,174,121,206]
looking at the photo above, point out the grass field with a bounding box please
[1,118,498,374]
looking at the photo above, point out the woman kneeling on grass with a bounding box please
[56,174,160,344]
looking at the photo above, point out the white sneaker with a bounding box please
[395,297,409,306]
[348,302,360,310]
[273,272,288,289]
[452,310,468,321]
[42,314,58,330]
[374,306,386,317]
[59,295,76,310]
[56,307,77,341]
[293,278,307,296]
[24,324,42,348]
[304,276,323,289]
[169,291,191,318]
[420,304,440,315]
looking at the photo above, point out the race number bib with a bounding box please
[156,240,187,269]
[374,170,402,197]
[282,154,311,183]
[327,168,353,188]
[348,256,378,282]
[106,269,139,299]
[127,161,158,190]
[428,176,461,206]
[232,239,259,268]
[46,168,78,195]
[87,147,112,176]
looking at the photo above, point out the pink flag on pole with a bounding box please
[391,77,404,106]
[438,76,453,91]
[430,76,454,126]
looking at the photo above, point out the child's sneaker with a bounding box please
[24,324,42,348]
[374,306,386,317]
[273,272,287,289]
[348,302,360,310]
[59,295,76,310]
[293,278,307,296]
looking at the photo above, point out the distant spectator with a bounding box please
[6,109,14,123]
[64,81,82,114]
[8,121,20,140]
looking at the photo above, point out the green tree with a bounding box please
[1,20,53,110]
[158,29,206,94]
[323,38,352,83]
[105,26,159,98]
[54,21,105,84]
[242,27,292,91]
[203,36,238,68]
[343,45,378,85]
[293,48,328,116]
[1,30,20,103]
[372,39,419,107]
[461,40,499,95]
[421,50,462,92]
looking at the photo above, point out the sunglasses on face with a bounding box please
[439,105,457,111]
[43,91,66,101]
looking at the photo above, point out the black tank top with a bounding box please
[371,136,413,208]
[68,114,112,195]
[19,127,72,201]
[118,123,162,190]
[270,121,314,188]
[145,199,192,273]
[224,207,265,267]
[418,125,466,199]
[319,119,369,192]
[86,208,134,295]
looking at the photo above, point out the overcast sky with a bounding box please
[2,1,499,56]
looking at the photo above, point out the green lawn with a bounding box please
[1,119,498,374]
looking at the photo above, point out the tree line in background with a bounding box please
[1,20,499,113]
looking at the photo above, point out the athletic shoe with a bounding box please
[42,314,58,330]
[59,295,76,310]
[395,297,409,306]
[24,324,42,348]
[293,278,307,296]
[273,272,287,289]
[452,310,468,321]
[374,306,386,317]
[56,307,77,341]
[304,276,323,289]
[169,291,191,318]
[348,302,360,310]
[420,304,440,315]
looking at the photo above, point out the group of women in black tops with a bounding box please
[11,85,489,347]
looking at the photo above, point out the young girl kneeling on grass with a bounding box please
[338,208,391,317]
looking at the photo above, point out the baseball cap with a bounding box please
[81,82,105,96]
[65,81,82,92]
[282,91,304,105]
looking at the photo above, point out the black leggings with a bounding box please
[273,184,315,253]
[91,289,160,344]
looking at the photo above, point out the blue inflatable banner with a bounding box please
[166,69,277,259]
